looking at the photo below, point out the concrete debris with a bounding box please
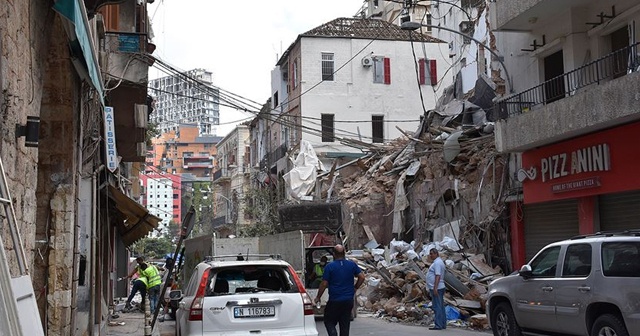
[347,237,503,330]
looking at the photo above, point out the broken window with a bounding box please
[321,114,335,142]
[372,115,384,143]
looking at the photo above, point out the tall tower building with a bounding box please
[149,68,221,135]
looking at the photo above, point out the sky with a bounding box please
[147,0,366,136]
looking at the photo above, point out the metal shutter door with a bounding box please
[599,190,640,232]
[523,199,579,261]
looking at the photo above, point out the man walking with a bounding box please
[314,245,365,336]
[426,248,446,330]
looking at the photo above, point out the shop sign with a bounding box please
[104,106,118,172]
[520,121,640,204]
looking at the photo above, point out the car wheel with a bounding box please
[491,302,522,336]
[591,314,629,336]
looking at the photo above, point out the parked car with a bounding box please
[487,231,640,336]
[174,254,318,336]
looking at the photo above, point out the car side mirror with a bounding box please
[169,289,183,300]
[519,264,533,279]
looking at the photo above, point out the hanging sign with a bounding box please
[104,106,118,172]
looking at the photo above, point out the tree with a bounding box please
[239,184,280,237]
[131,236,175,260]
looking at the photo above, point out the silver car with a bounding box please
[174,255,318,336]
[487,232,640,336]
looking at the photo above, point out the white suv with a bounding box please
[487,232,640,336]
[174,255,318,336]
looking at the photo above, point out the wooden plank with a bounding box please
[362,225,376,242]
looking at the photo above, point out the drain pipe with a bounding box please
[90,164,104,333]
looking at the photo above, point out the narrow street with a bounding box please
[316,314,490,336]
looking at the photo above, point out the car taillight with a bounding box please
[188,270,209,321]
[288,265,314,316]
[301,292,315,315]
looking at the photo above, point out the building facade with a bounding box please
[268,18,451,177]
[147,123,222,176]
[140,170,182,230]
[148,68,220,135]
[212,125,251,235]
[492,0,640,266]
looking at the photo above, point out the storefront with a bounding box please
[510,121,640,266]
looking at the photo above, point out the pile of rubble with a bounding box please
[348,237,502,329]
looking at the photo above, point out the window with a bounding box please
[529,246,560,277]
[419,59,437,86]
[322,53,334,81]
[321,114,335,142]
[373,57,391,84]
[426,13,432,32]
[562,244,592,277]
[273,91,279,108]
[372,116,384,143]
[602,242,640,277]
[293,59,299,88]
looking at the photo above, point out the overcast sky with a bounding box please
[148,0,366,136]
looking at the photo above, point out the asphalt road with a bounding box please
[316,313,491,336]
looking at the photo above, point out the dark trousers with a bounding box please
[126,279,146,307]
[324,300,354,336]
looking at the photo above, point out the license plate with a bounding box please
[233,306,275,318]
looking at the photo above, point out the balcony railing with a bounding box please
[268,144,288,165]
[496,43,640,119]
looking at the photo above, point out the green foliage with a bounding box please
[146,121,161,146]
[187,182,214,238]
[131,236,175,259]
[238,185,280,237]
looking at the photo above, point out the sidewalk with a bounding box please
[105,309,175,336]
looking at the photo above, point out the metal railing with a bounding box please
[496,42,640,119]
[212,168,230,181]
[268,144,287,165]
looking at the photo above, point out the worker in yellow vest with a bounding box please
[310,256,328,288]
[139,262,162,313]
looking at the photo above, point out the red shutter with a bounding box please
[383,57,391,84]
[418,59,426,85]
[429,59,437,86]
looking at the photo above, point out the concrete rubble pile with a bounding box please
[330,92,510,329]
[348,237,501,329]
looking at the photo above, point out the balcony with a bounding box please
[494,0,585,31]
[183,153,212,159]
[183,162,214,169]
[495,43,640,152]
[268,144,288,166]
[103,32,154,84]
[213,168,231,182]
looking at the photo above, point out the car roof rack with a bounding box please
[204,254,282,262]
[570,229,640,240]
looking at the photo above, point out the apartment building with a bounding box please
[492,0,640,265]
[140,170,182,230]
[212,125,251,234]
[267,17,451,181]
[149,68,221,135]
[147,123,222,177]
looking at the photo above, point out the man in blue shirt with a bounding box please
[314,245,365,336]
[426,248,447,330]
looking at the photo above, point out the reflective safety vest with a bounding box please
[136,276,148,287]
[314,264,324,277]
[143,265,162,288]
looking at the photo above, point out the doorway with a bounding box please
[543,50,565,104]
[610,26,630,79]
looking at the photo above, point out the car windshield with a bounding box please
[205,265,300,296]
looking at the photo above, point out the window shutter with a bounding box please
[419,59,426,85]
[384,57,391,84]
[429,60,437,86]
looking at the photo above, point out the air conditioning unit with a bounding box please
[362,56,373,67]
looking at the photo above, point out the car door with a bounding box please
[513,246,561,331]
[554,243,593,335]
[176,266,202,334]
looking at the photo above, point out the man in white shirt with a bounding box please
[426,248,446,330]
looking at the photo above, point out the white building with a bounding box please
[149,68,221,135]
[269,17,451,169]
